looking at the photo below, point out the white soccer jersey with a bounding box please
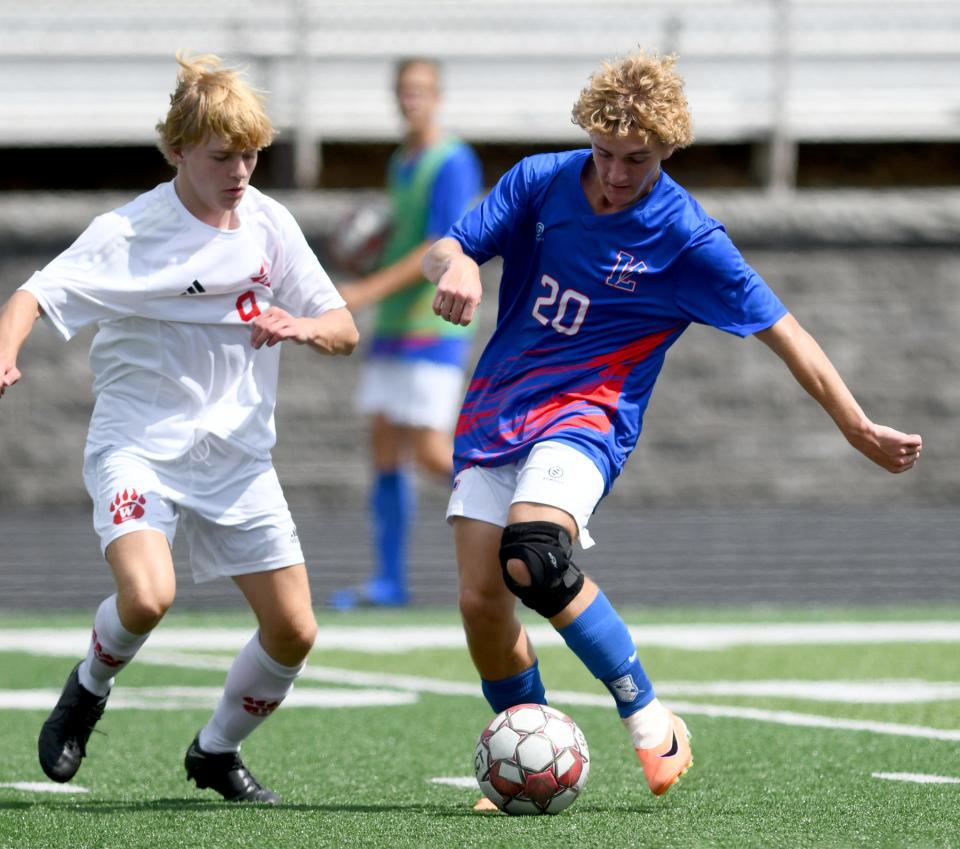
[20,181,345,460]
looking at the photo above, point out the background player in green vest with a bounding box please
[330,57,482,608]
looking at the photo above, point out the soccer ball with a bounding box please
[474,703,590,815]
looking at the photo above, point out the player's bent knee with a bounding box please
[458,584,514,628]
[270,617,317,659]
[505,558,533,587]
[498,521,584,619]
[119,593,173,633]
[457,588,484,624]
[300,617,319,651]
[288,616,318,651]
[260,624,315,666]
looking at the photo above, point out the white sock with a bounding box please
[198,632,304,753]
[622,697,672,749]
[78,594,151,696]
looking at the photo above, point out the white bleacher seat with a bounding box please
[0,0,957,184]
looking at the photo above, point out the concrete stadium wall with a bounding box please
[0,189,957,509]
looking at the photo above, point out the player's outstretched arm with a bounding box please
[250,306,359,355]
[0,290,43,399]
[423,237,482,326]
[755,313,922,473]
[338,241,433,312]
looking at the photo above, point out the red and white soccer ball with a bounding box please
[474,703,590,815]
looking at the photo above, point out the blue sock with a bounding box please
[558,591,654,718]
[370,470,415,592]
[481,662,547,714]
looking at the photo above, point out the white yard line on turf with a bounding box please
[0,781,89,794]
[2,624,958,743]
[658,679,960,703]
[136,651,960,708]
[440,773,960,792]
[136,651,482,698]
[873,772,960,784]
[7,635,960,704]
[0,686,416,711]
[653,700,960,742]
[125,651,960,743]
[2,620,960,655]
[430,777,479,788]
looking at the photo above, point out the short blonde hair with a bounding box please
[156,52,274,166]
[394,56,442,91]
[571,52,694,148]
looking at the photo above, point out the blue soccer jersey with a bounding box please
[447,149,787,494]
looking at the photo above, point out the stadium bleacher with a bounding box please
[0,0,958,187]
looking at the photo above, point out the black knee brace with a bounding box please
[499,521,584,618]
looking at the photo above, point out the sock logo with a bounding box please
[110,489,147,524]
[608,673,641,703]
[91,627,125,668]
[242,696,282,717]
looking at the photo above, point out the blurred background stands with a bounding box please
[0,0,959,190]
[0,1,958,607]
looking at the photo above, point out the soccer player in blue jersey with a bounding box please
[330,57,482,609]
[422,52,923,803]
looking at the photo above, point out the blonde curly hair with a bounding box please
[571,52,694,148]
[156,52,274,166]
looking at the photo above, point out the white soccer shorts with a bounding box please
[356,356,465,431]
[83,436,304,582]
[446,441,605,548]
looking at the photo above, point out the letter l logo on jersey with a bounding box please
[604,251,648,293]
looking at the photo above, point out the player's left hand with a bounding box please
[250,307,306,348]
[851,423,923,473]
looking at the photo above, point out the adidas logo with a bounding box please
[180,280,206,296]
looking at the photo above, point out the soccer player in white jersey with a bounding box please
[423,52,923,805]
[0,54,358,803]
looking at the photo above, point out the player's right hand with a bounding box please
[432,259,482,326]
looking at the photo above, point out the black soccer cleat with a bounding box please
[38,662,109,783]
[184,734,281,804]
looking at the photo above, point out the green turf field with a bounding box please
[0,606,958,849]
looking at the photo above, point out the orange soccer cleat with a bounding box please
[635,711,692,796]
